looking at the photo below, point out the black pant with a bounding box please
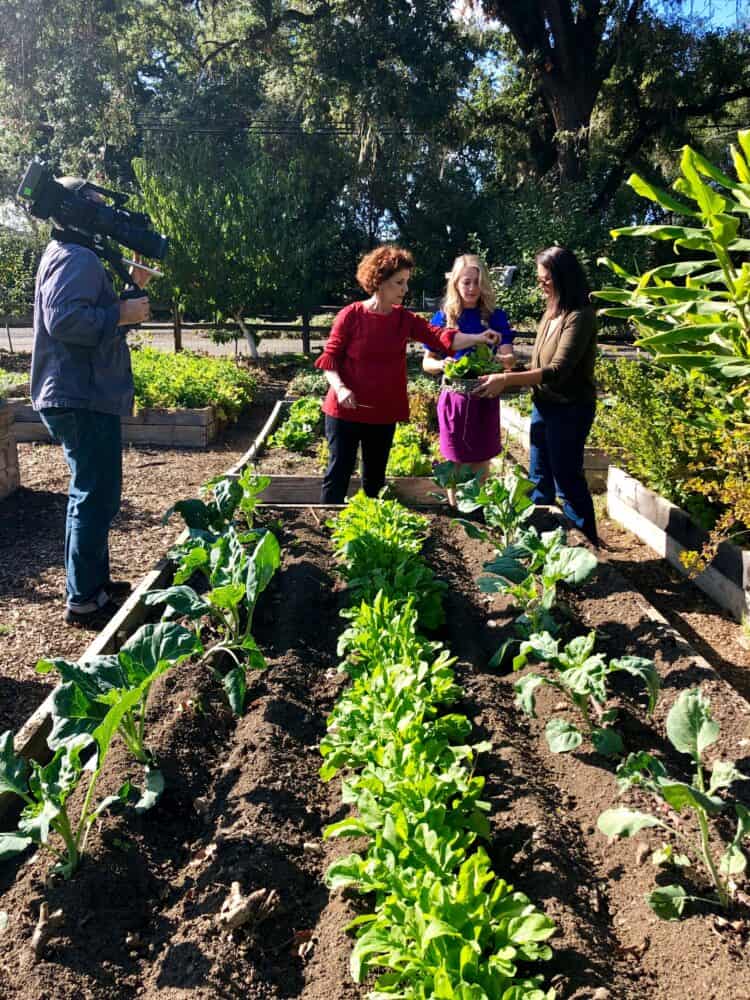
[321,415,396,504]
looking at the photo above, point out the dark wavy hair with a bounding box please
[536,246,592,317]
[356,245,414,294]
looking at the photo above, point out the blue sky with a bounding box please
[671,0,749,27]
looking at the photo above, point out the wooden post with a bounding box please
[301,309,311,356]
[172,301,183,352]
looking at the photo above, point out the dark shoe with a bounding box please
[64,600,121,630]
[106,579,132,600]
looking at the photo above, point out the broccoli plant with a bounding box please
[598,687,750,918]
[37,621,198,769]
[513,630,660,756]
[454,466,535,549]
[479,528,599,667]
[0,630,193,879]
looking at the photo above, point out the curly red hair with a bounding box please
[356,245,414,294]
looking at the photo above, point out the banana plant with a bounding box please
[513,630,660,757]
[598,687,750,918]
[594,131,750,390]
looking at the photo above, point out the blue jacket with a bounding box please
[31,241,134,417]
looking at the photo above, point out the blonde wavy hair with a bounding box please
[442,254,496,328]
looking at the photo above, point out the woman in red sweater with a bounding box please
[315,245,499,503]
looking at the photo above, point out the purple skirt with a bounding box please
[437,389,501,463]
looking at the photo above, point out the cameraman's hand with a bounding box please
[118,294,150,327]
[129,253,152,290]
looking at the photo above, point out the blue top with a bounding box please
[31,241,134,417]
[425,307,514,359]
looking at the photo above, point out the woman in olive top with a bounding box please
[474,246,598,544]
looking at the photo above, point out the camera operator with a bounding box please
[31,176,152,628]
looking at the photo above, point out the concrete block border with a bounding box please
[607,465,749,622]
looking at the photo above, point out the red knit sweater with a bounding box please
[314,302,456,424]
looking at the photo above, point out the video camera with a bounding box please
[17,161,168,264]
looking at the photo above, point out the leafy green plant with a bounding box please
[131,348,256,419]
[0,622,196,877]
[454,466,535,549]
[479,527,599,665]
[146,528,280,714]
[269,396,323,451]
[444,343,504,381]
[345,849,556,999]
[37,621,197,773]
[598,687,750,918]
[513,630,660,756]
[288,369,328,397]
[330,493,446,628]
[591,357,735,528]
[595,132,750,388]
[319,577,556,996]
[386,423,433,477]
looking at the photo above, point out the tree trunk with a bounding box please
[5,319,13,353]
[234,311,259,360]
[301,309,311,356]
[540,76,595,182]
[172,301,183,352]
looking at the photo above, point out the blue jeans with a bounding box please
[528,399,598,545]
[39,408,122,607]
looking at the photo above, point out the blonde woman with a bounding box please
[423,254,515,499]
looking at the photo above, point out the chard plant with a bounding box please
[0,636,186,878]
[598,687,750,918]
[512,630,660,757]
[36,621,198,789]
[146,528,280,714]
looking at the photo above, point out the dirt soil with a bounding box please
[0,352,295,736]
[0,508,748,999]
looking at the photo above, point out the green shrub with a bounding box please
[591,358,729,527]
[131,348,256,419]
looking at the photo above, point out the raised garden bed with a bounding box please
[0,399,20,499]
[1,502,749,998]
[248,397,443,507]
[608,465,750,623]
[501,401,611,493]
[10,399,220,448]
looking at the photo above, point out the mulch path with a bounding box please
[0,355,292,736]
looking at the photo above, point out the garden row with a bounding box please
[0,448,748,997]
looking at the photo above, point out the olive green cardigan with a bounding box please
[531,307,597,405]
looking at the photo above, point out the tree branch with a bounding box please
[200,4,330,67]
[591,83,750,212]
